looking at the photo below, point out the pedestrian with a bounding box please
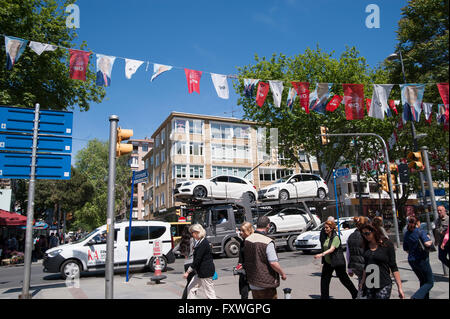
[440,224,449,267]
[38,235,48,258]
[314,220,358,299]
[434,205,449,268]
[319,216,335,245]
[373,216,389,239]
[235,221,253,299]
[243,216,287,299]
[360,223,405,299]
[49,233,59,248]
[7,235,18,252]
[179,226,195,299]
[183,224,216,299]
[346,216,369,287]
[403,216,434,299]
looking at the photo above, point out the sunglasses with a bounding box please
[362,231,372,236]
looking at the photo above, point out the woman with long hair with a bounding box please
[236,222,254,299]
[372,216,389,239]
[346,216,369,286]
[360,223,405,299]
[403,216,434,299]
[314,220,358,299]
[179,225,195,299]
[183,224,216,299]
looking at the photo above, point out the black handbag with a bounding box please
[330,237,346,268]
[418,234,436,252]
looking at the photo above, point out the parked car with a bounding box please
[43,221,175,279]
[258,173,328,201]
[294,217,356,253]
[264,207,321,234]
[174,175,258,202]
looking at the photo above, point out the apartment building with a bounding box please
[143,112,320,218]
[127,138,153,220]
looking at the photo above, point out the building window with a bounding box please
[188,120,203,134]
[174,141,187,155]
[161,130,165,145]
[212,166,252,179]
[174,165,187,178]
[189,165,204,179]
[155,175,159,187]
[190,142,203,156]
[298,151,307,162]
[161,171,165,184]
[155,153,159,167]
[211,144,249,160]
[155,134,160,148]
[161,192,165,206]
[142,144,149,152]
[174,119,186,133]
[161,149,165,163]
[259,168,294,181]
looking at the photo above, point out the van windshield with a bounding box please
[71,228,99,244]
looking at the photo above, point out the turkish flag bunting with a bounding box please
[291,82,310,113]
[437,83,449,106]
[69,49,91,81]
[388,100,398,115]
[256,82,270,107]
[326,95,342,112]
[343,84,365,120]
[366,98,371,113]
[185,69,202,94]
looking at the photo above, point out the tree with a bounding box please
[0,0,105,111]
[73,139,132,231]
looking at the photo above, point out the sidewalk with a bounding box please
[0,249,448,299]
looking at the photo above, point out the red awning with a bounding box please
[0,209,27,226]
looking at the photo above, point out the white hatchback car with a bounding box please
[264,207,321,234]
[174,175,258,202]
[258,173,328,201]
[294,217,356,253]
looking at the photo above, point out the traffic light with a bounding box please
[116,127,133,157]
[379,174,389,192]
[390,173,397,191]
[320,126,329,145]
[407,151,424,171]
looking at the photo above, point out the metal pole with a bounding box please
[319,133,401,247]
[20,103,40,299]
[354,139,364,216]
[63,210,66,244]
[105,115,119,299]
[333,170,341,237]
[421,147,439,224]
[126,171,136,282]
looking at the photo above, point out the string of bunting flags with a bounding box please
[3,34,449,130]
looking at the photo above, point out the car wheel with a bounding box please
[244,192,256,203]
[149,256,168,272]
[193,186,207,198]
[224,239,240,258]
[268,222,277,234]
[279,190,289,201]
[286,236,296,251]
[317,188,326,199]
[60,259,82,280]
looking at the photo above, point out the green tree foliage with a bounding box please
[73,139,132,231]
[0,0,105,110]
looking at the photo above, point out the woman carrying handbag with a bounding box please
[314,220,358,299]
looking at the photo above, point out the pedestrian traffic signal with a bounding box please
[116,127,133,157]
[379,174,389,192]
[390,173,397,191]
[407,151,424,171]
[320,126,329,145]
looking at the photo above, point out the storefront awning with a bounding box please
[0,209,27,226]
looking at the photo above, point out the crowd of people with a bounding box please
[177,205,449,299]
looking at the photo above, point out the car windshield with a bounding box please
[274,175,291,184]
[71,228,99,244]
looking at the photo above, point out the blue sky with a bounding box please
[69,0,407,162]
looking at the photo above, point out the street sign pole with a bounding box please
[126,170,136,282]
[20,103,40,299]
[332,170,341,237]
[105,115,119,299]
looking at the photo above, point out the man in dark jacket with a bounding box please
[243,216,287,299]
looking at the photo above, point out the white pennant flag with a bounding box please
[269,80,284,108]
[125,58,144,79]
[28,41,57,55]
[211,73,229,99]
[422,102,433,122]
[151,63,173,82]
[369,84,394,119]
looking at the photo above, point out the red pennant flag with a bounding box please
[437,83,449,106]
[366,98,371,113]
[343,84,365,120]
[326,95,343,112]
[388,100,398,115]
[291,82,310,113]
[185,69,202,94]
[256,82,270,107]
[69,49,91,81]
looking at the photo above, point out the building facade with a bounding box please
[143,112,320,219]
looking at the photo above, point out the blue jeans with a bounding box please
[408,257,434,299]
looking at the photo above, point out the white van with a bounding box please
[43,221,175,279]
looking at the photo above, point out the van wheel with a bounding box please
[286,236,296,251]
[149,256,168,272]
[224,240,240,258]
[60,259,81,280]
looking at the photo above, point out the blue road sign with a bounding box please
[0,133,72,154]
[134,169,148,184]
[0,152,71,179]
[0,106,73,136]
[335,168,351,178]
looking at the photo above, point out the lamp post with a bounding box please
[386,51,432,237]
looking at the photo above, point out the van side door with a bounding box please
[125,226,150,267]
